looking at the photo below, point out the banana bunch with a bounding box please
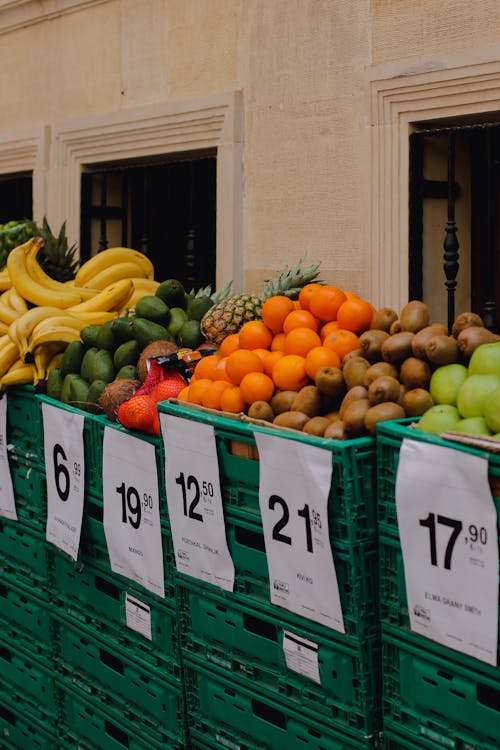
[0,239,157,390]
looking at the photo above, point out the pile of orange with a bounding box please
[181,283,375,413]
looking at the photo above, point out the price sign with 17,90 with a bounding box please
[160,413,235,592]
[396,437,499,666]
[42,402,85,561]
[255,431,345,632]
[0,395,16,521]
[102,427,164,598]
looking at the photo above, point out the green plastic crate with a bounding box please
[0,690,58,749]
[0,640,56,712]
[383,719,498,750]
[382,625,500,748]
[0,518,51,590]
[184,658,381,750]
[0,574,54,654]
[158,401,377,547]
[6,385,43,462]
[7,454,46,530]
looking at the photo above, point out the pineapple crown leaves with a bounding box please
[261,257,323,300]
[28,216,79,281]
[210,280,232,304]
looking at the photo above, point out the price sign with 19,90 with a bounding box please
[102,427,164,598]
[255,431,345,632]
[42,402,85,560]
[160,413,235,592]
[0,395,16,521]
[396,437,499,665]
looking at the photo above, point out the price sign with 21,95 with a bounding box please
[396,437,499,666]
[42,402,85,560]
[102,427,164,598]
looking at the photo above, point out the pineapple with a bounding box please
[29,216,78,282]
[201,259,322,345]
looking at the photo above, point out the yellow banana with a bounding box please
[47,350,64,371]
[130,277,160,294]
[32,341,66,384]
[0,321,8,335]
[0,302,19,326]
[5,287,29,315]
[7,237,84,308]
[82,261,148,290]
[24,242,99,301]
[74,247,154,287]
[0,272,12,292]
[117,288,148,313]
[75,310,118,325]
[68,278,134,314]
[25,326,81,356]
[13,306,69,353]
[0,336,21,377]
[0,363,35,390]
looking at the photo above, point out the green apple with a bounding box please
[454,417,492,436]
[429,363,468,405]
[457,374,500,418]
[483,386,500,433]
[416,404,461,434]
[468,342,500,376]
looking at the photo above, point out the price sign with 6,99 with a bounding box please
[102,427,164,598]
[0,395,16,521]
[396,437,499,665]
[255,431,345,632]
[160,413,235,592]
[42,402,85,560]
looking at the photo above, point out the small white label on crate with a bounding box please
[160,413,235,592]
[43,402,85,560]
[283,630,321,684]
[396,437,499,666]
[0,396,16,520]
[125,592,152,640]
[255,431,345,632]
[103,427,165,598]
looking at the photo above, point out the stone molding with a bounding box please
[0,0,108,35]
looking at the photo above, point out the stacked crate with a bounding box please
[159,401,383,750]
[377,419,500,750]
[0,386,59,749]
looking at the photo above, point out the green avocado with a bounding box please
[113,339,140,371]
[60,340,85,378]
[177,319,203,349]
[134,295,171,325]
[46,368,63,401]
[186,295,213,322]
[131,317,174,350]
[155,279,186,309]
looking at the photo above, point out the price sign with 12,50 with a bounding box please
[42,402,85,560]
[255,431,345,632]
[102,427,164,598]
[160,413,235,592]
[396,437,499,665]
[0,395,16,520]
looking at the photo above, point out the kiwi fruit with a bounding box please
[402,388,434,417]
[367,375,401,405]
[358,329,389,362]
[457,326,500,359]
[451,311,484,338]
[363,361,399,387]
[389,319,402,335]
[291,386,322,418]
[303,416,331,437]
[247,401,275,422]
[399,300,430,333]
[273,411,309,431]
[411,324,449,359]
[342,349,363,363]
[343,398,370,438]
[370,307,399,333]
[339,385,369,419]
[314,366,345,399]
[381,331,415,364]
[364,402,405,435]
[270,391,298,415]
[424,335,459,366]
[342,356,371,389]
[325,410,340,421]
[399,357,432,390]
[324,420,348,440]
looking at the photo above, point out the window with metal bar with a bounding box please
[0,172,32,223]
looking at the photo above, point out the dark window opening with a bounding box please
[0,172,32,223]
[80,151,217,292]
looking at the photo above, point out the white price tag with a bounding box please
[283,630,321,684]
[103,427,164,598]
[0,396,16,520]
[43,403,85,560]
[396,438,499,665]
[255,432,344,632]
[160,413,235,591]
[125,592,152,641]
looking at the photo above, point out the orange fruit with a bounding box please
[252,348,271,362]
[213,356,232,382]
[192,354,220,381]
[149,372,187,402]
[272,354,309,391]
[304,346,341,379]
[117,395,159,436]
[219,333,241,358]
[263,350,284,377]
[309,285,347,322]
[201,380,231,410]
[323,329,360,360]
[225,349,264,385]
[283,327,322,357]
[177,386,190,401]
[239,372,275,404]
[320,320,341,339]
[298,283,324,311]
[261,295,295,334]
[220,385,247,413]
[282,309,319,334]
[336,297,374,334]
[238,320,273,350]
[271,332,287,352]
[187,378,212,405]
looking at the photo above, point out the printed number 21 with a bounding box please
[269,494,313,553]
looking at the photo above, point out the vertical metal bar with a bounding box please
[121,171,129,247]
[185,161,196,288]
[483,128,498,330]
[139,168,149,256]
[98,173,108,252]
[409,133,424,300]
[443,132,459,332]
